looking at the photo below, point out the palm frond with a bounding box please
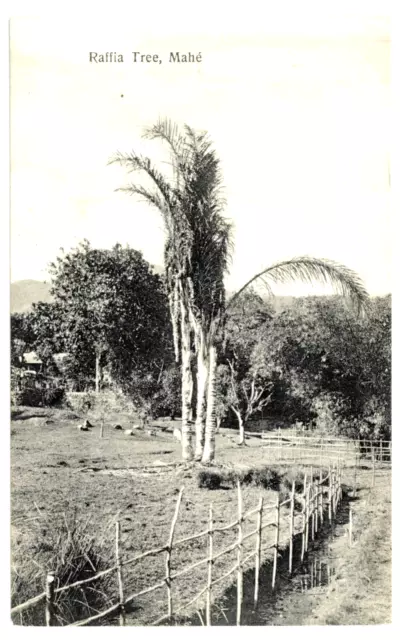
[227,256,369,316]
[143,118,188,165]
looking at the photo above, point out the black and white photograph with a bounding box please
[8,5,392,628]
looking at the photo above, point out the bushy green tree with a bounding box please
[250,295,391,439]
[32,241,173,391]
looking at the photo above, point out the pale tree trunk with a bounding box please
[231,407,245,444]
[180,304,193,461]
[236,410,245,445]
[195,336,209,460]
[202,344,217,464]
[95,353,101,394]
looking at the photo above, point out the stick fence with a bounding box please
[12,435,384,627]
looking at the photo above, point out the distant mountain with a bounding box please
[10,280,53,314]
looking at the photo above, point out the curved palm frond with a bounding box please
[109,152,176,214]
[227,256,369,316]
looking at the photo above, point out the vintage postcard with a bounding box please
[9,8,392,629]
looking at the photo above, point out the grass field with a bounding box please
[306,469,392,625]
[11,407,303,625]
[10,406,392,626]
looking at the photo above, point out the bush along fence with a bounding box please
[11,462,345,627]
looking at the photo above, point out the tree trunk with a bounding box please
[202,344,217,464]
[238,413,245,445]
[195,340,209,460]
[95,353,101,394]
[180,304,193,461]
[231,407,245,445]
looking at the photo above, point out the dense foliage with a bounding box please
[218,294,391,440]
[12,243,175,405]
[11,246,390,441]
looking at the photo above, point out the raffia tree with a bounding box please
[112,119,369,464]
[111,119,232,461]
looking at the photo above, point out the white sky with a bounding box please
[9,13,391,296]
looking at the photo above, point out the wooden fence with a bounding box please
[11,460,344,627]
[254,432,391,472]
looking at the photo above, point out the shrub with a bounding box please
[11,512,115,626]
[310,392,352,437]
[197,470,222,490]
[42,387,66,407]
[198,466,285,491]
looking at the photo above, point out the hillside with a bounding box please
[10,280,53,314]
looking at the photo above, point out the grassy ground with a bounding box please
[10,406,391,626]
[11,407,308,625]
[305,469,392,625]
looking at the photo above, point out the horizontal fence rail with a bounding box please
[11,436,389,626]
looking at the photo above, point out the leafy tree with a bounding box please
[32,242,172,391]
[252,295,391,439]
[153,365,182,419]
[217,293,274,443]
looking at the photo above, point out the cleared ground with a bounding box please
[10,407,391,626]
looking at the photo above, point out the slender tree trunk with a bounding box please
[237,411,245,445]
[202,344,217,464]
[195,339,209,460]
[95,353,101,394]
[180,304,193,461]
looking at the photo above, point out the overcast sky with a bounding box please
[10,14,391,296]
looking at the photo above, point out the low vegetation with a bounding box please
[11,511,115,626]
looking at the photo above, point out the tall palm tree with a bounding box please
[200,256,369,463]
[111,119,369,465]
[110,119,232,461]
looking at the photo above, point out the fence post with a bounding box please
[165,487,183,620]
[289,481,295,574]
[353,451,358,498]
[311,483,315,542]
[334,468,338,514]
[301,474,307,561]
[272,492,280,589]
[254,496,264,609]
[332,468,336,514]
[372,445,376,488]
[236,481,243,626]
[206,504,214,626]
[380,439,383,464]
[319,469,323,525]
[305,484,310,551]
[328,466,332,524]
[349,506,353,548]
[314,480,319,534]
[115,521,126,626]
[45,572,55,627]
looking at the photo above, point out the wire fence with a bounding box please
[11,444,352,627]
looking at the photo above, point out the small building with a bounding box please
[19,351,43,373]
